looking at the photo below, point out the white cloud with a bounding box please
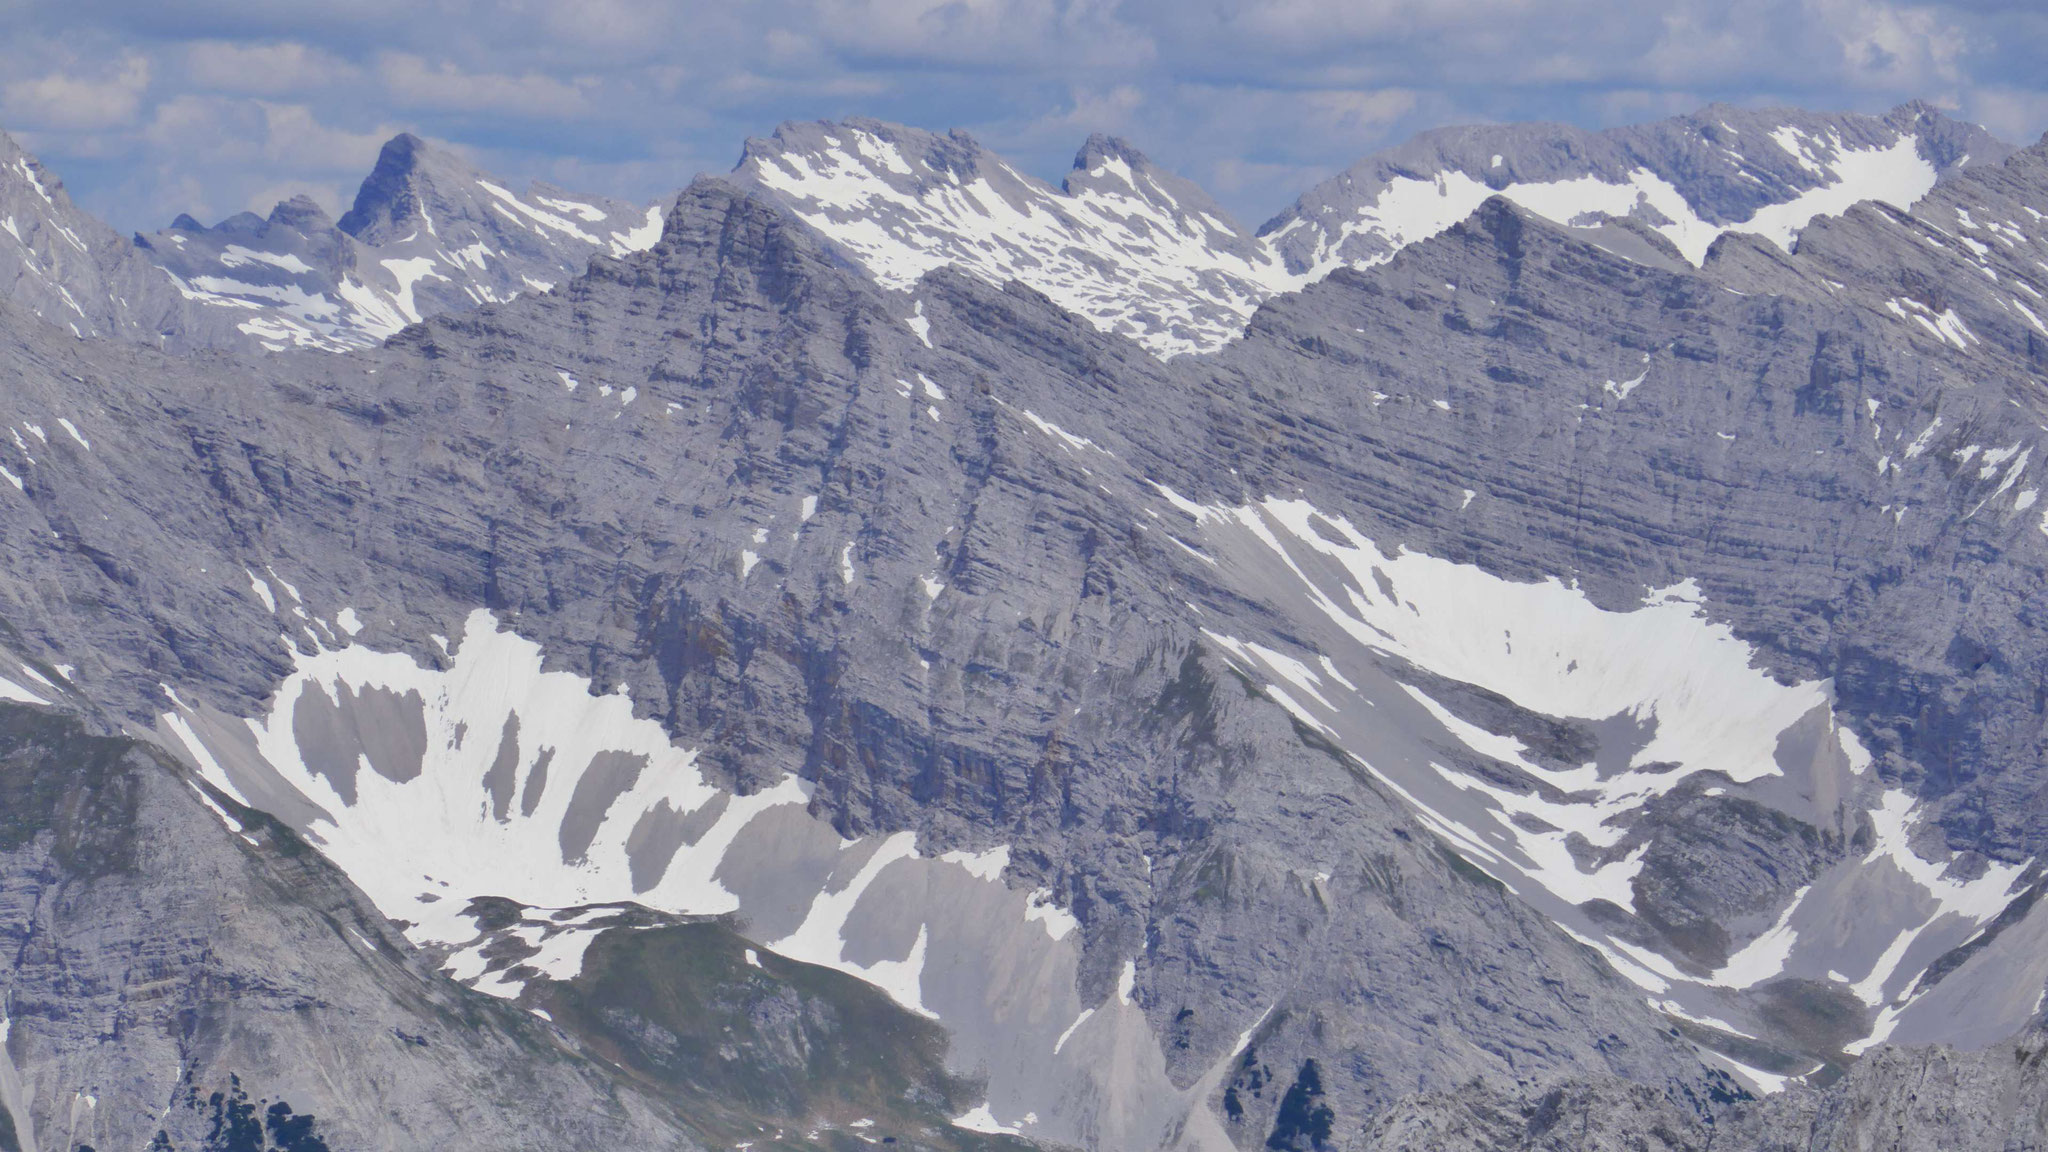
[1819,0,1966,90]
[4,0,2045,235]
[808,0,1153,69]
[378,54,594,117]
[3,52,150,131]
[129,94,408,224]
[255,102,404,172]
[1215,0,1567,45]
[186,40,359,93]
[1300,88,1419,135]
[1963,86,2048,146]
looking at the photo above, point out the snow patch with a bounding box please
[1604,370,1647,401]
[938,845,1009,881]
[951,1104,1021,1135]
[1025,888,1079,941]
[245,570,276,612]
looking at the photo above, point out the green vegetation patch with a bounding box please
[538,920,1034,1152]
[0,702,147,875]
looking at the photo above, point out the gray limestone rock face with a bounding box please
[0,177,1736,1147]
[2,103,2048,1151]
[0,703,707,1152]
[0,131,249,353]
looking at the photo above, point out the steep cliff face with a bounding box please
[0,702,703,1151]
[0,180,1730,1149]
[2,119,2048,1150]
[0,694,1039,1152]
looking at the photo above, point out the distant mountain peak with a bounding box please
[124,131,666,351]
[733,105,2010,360]
[1258,102,2010,278]
[0,127,248,348]
[743,118,998,190]
[267,194,334,234]
[336,132,485,243]
[734,116,1290,358]
[1072,132,1152,171]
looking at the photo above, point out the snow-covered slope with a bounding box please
[1263,101,2005,275]
[135,134,664,351]
[162,608,1246,1151]
[1161,493,2038,1089]
[733,119,1295,358]
[739,104,2004,359]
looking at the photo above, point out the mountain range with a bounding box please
[2,131,663,353]
[0,99,2046,1152]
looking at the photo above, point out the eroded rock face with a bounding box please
[0,180,1725,1149]
[1351,1023,2048,1152]
[0,705,706,1152]
[0,112,2046,1150]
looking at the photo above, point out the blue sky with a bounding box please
[5,0,2046,234]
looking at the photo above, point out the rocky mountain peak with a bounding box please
[0,128,248,349]
[1258,103,2003,277]
[268,192,336,234]
[1071,132,1153,175]
[741,117,998,190]
[1063,131,1186,202]
[120,130,664,351]
[1880,99,2015,169]
[336,131,485,243]
[735,116,1293,358]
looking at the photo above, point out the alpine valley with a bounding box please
[1,97,2046,1152]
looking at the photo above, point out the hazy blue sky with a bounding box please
[5,0,2046,233]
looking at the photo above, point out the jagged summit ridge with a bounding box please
[0,101,2014,362]
[1261,100,2009,274]
[336,131,453,240]
[732,117,1297,358]
[735,103,2008,359]
[134,132,666,351]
